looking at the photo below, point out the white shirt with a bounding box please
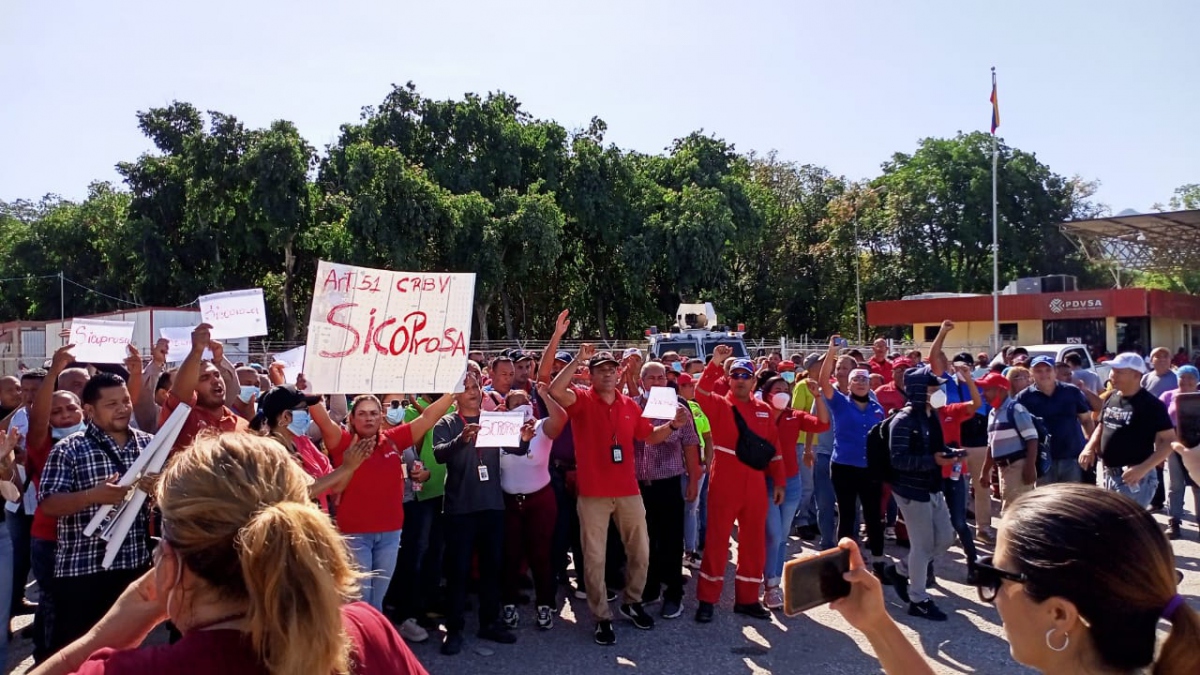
[500,419,552,495]
[6,408,37,514]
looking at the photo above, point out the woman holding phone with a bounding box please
[830,484,1199,675]
[1158,365,1200,539]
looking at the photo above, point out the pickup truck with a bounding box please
[1017,344,1112,388]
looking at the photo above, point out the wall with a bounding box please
[913,319,1043,353]
[1150,317,1188,352]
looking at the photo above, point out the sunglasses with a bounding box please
[970,555,1028,603]
[729,371,754,380]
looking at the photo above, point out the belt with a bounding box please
[506,483,552,503]
[993,453,1025,468]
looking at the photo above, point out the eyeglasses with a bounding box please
[729,372,754,380]
[969,555,1028,602]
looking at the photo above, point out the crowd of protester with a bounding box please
[0,314,1194,673]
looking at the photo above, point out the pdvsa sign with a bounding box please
[1048,298,1103,314]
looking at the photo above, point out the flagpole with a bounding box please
[991,67,1000,355]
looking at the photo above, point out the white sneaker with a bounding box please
[536,605,553,630]
[763,586,784,610]
[502,604,519,628]
[885,526,897,541]
[398,618,429,643]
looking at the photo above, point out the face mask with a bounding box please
[238,385,258,404]
[781,372,795,383]
[51,421,85,440]
[672,362,683,373]
[771,392,791,410]
[287,409,311,436]
[930,389,947,409]
[386,407,405,425]
[989,394,1006,409]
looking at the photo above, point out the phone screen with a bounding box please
[782,547,852,616]
[1176,392,1200,447]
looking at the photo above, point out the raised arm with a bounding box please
[537,382,567,440]
[818,336,838,400]
[402,393,455,441]
[122,344,144,411]
[133,340,168,433]
[954,362,982,413]
[29,345,75,452]
[929,320,954,375]
[537,310,570,386]
[309,401,342,446]
[170,323,212,404]
[550,343,593,409]
[209,340,240,408]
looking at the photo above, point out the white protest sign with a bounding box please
[160,326,212,363]
[476,411,525,448]
[303,261,474,394]
[642,386,679,419]
[273,345,306,386]
[69,319,135,364]
[199,288,268,339]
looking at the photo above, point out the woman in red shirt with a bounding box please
[320,393,453,611]
[30,433,429,675]
[759,376,830,609]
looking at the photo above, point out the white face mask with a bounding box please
[771,392,791,410]
[930,389,948,409]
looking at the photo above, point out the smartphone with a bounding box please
[1176,392,1200,448]
[782,547,851,616]
[941,450,968,459]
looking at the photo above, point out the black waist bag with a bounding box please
[731,407,776,471]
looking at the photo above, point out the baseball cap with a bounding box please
[1108,352,1148,374]
[777,360,796,373]
[588,351,619,369]
[622,347,643,359]
[905,365,947,387]
[890,357,913,371]
[259,385,322,421]
[1029,355,1056,369]
[677,373,694,386]
[975,372,1011,390]
[248,363,265,373]
[511,349,535,363]
[729,359,755,374]
[803,353,822,371]
[554,350,573,364]
[952,352,974,365]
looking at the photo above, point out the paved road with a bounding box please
[9,511,1200,674]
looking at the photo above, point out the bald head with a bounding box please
[0,376,21,410]
[58,368,90,399]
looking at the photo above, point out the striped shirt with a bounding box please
[987,397,1037,461]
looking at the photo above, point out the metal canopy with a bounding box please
[1059,209,1200,273]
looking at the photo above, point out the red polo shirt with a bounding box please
[874,382,907,414]
[696,361,785,484]
[160,392,249,454]
[868,356,893,383]
[938,402,976,477]
[565,387,653,498]
[777,411,830,478]
[26,437,57,541]
[330,424,414,534]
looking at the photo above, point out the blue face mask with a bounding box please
[51,421,86,440]
[386,407,405,425]
[781,372,796,383]
[238,385,259,404]
[287,409,311,436]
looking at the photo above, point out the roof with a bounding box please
[867,287,1200,325]
[1059,209,1200,272]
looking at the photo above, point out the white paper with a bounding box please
[199,288,268,339]
[641,386,679,419]
[476,411,525,448]
[303,261,474,394]
[273,345,306,385]
[69,318,135,364]
[160,326,212,363]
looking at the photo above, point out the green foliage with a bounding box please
[0,85,1122,342]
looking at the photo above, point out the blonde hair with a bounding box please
[157,433,363,675]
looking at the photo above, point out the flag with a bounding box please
[990,72,1000,134]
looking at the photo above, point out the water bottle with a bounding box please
[950,462,962,481]
[412,460,424,493]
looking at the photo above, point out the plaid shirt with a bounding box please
[634,394,700,481]
[39,422,154,578]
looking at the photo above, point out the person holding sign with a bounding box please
[159,325,247,456]
[320,392,453,613]
[548,344,682,647]
[692,345,786,624]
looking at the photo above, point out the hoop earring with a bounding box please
[1045,628,1069,652]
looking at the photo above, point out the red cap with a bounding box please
[778,361,796,372]
[976,372,1010,390]
[891,358,913,370]
[677,373,694,386]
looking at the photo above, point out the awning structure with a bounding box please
[1060,209,1200,273]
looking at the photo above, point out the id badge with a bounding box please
[477,464,490,482]
[611,445,624,464]
[401,462,409,480]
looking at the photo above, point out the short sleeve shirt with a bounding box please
[1015,383,1091,459]
[1099,388,1174,468]
[987,398,1038,461]
[565,387,653,498]
[160,392,249,455]
[825,391,885,468]
[329,425,414,534]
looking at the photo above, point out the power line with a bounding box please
[0,274,59,284]
[60,276,145,308]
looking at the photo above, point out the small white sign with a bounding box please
[199,288,268,339]
[641,386,679,419]
[69,318,135,364]
[273,345,306,386]
[475,411,525,448]
[160,326,212,363]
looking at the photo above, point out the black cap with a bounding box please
[511,349,535,363]
[259,385,321,421]
[588,351,619,369]
[952,352,974,365]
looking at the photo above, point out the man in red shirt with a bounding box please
[874,358,911,414]
[159,323,248,454]
[868,338,894,382]
[693,345,786,623]
[548,344,684,647]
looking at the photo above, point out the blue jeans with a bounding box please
[1103,466,1159,509]
[683,472,708,553]
[941,476,977,563]
[795,445,816,528]
[345,529,403,610]
[1040,457,1083,485]
[814,452,838,550]
[0,525,12,668]
[31,537,56,662]
[765,474,803,585]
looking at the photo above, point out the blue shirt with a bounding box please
[825,390,885,468]
[1014,383,1090,460]
[987,397,1038,461]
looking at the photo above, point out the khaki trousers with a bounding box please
[997,458,1035,517]
[964,446,992,531]
[577,495,649,621]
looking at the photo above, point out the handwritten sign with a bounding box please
[160,326,212,363]
[199,288,268,339]
[476,411,525,448]
[642,386,680,419]
[69,319,135,364]
[303,261,474,394]
[273,345,306,386]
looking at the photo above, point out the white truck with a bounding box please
[1018,343,1111,386]
[646,303,749,360]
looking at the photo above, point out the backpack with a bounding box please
[1007,403,1053,478]
[731,407,777,471]
[866,409,903,481]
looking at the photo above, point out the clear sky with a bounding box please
[2,0,1196,212]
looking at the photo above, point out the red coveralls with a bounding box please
[695,360,785,606]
